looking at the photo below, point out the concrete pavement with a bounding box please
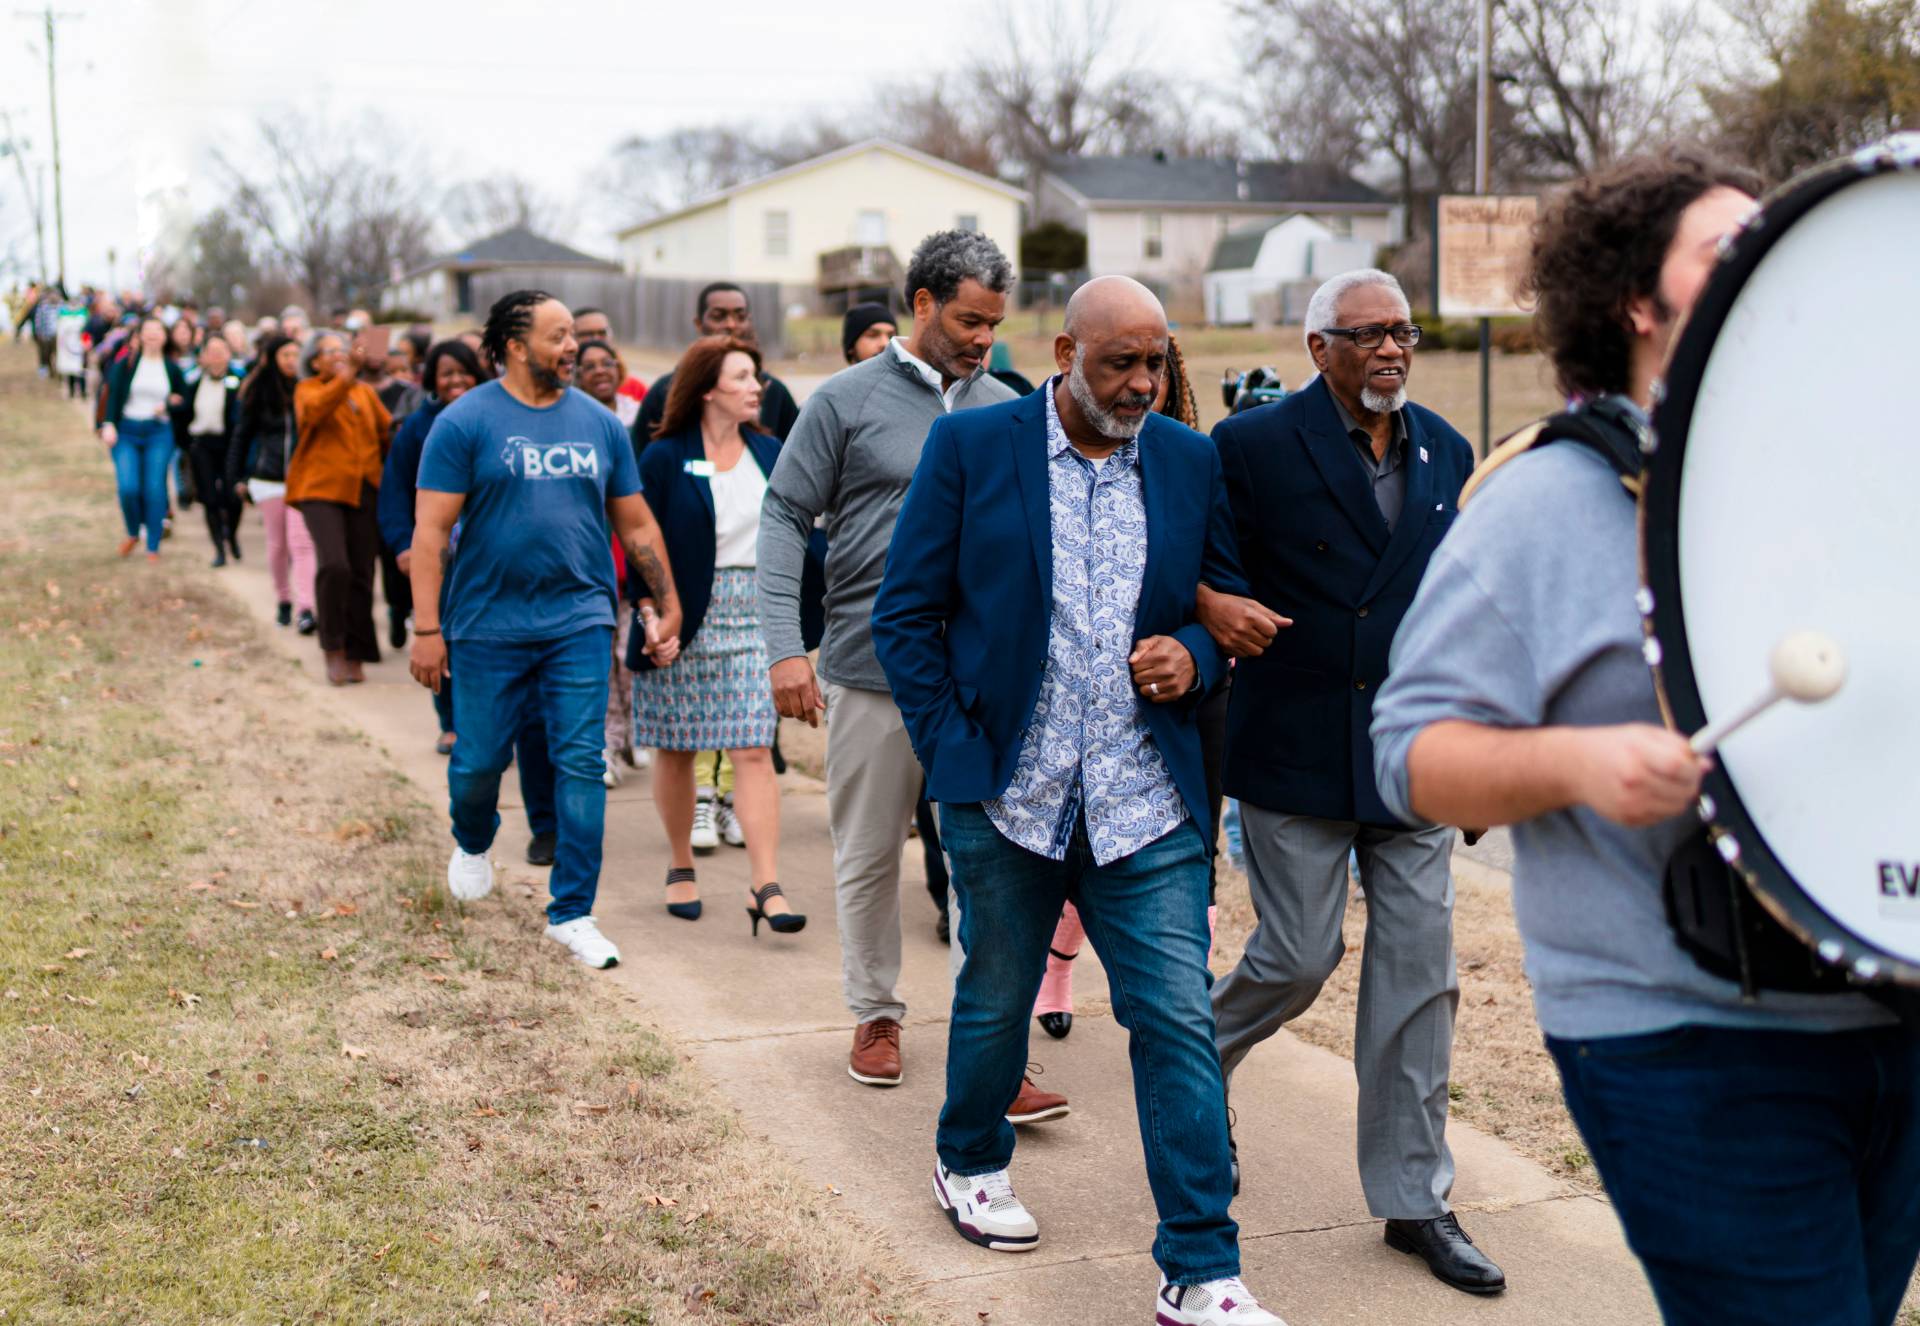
[216,542,1657,1326]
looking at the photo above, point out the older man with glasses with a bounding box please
[1204,270,1505,1295]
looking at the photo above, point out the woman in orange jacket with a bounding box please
[287,331,392,684]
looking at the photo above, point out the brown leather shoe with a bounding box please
[849,1018,903,1086]
[1006,1071,1070,1125]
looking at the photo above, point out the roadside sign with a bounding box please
[1435,194,1537,319]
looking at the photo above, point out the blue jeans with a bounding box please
[112,419,175,553]
[1549,1023,1920,1325]
[938,803,1238,1285]
[435,646,555,834]
[447,627,608,924]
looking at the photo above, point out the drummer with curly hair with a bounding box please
[1370,147,1920,1326]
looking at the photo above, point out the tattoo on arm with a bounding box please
[625,540,673,607]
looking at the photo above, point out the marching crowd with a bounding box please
[12,141,1920,1326]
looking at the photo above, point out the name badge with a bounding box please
[683,459,716,478]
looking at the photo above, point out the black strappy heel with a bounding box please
[747,882,806,936]
[665,866,701,921]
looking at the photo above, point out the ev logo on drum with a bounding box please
[1877,862,1920,914]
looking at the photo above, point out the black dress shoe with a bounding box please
[389,614,408,650]
[1037,1011,1072,1040]
[210,548,226,568]
[1384,1212,1506,1295]
[526,831,557,867]
[935,907,950,945]
[276,601,292,627]
[296,609,317,636]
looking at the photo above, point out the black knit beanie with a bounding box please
[841,302,895,363]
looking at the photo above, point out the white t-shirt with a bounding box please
[190,375,227,435]
[711,452,768,569]
[125,356,171,421]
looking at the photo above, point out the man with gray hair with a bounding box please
[1207,270,1505,1294]
[759,229,1020,1090]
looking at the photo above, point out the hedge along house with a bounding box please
[1034,154,1400,319]
[613,138,1027,315]
[380,226,622,321]
[1204,215,1381,327]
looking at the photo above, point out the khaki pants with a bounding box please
[824,682,922,1024]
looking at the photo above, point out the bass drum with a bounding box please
[1642,134,1920,986]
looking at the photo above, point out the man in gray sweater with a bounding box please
[759,231,1019,1088]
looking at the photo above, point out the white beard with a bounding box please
[1360,383,1407,413]
[1068,356,1150,440]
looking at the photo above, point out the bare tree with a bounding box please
[212,108,437,311]
[442,174,549,239]
[1237,0,1481,211]
[1499,0,1706,175]
[181,209,261,308]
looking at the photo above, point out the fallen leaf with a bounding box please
[465,1134,483,1152]
[642,1194,678,1208]
[424,1231,444,1245]
[427,973,448,984]
[474,1289,490,1306]
[44,580,59,599]
[371,1242,392,1261]
[168,988,201,1007]
[333,901,359,916]
[224,899,262,911]
[224,827,240,838]
[62,994,96,1007]
[39,964,63,975]
[599,1231,615,1245]
[319,947,338,962]
[186,880,215,892]
[859,1272,881,1296]
[471,1106,499,1118]
[65,776,79,793]
[341,1044,368,1060]
[62,948,92,960]
[571,1101,609,1117]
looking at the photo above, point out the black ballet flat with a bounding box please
[1037,1011,1072,1039]
[666,866,701,921]
[747,882,805,936]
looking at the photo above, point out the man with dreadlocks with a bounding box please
[408,290,682,971]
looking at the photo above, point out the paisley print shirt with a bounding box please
[984,378,1187,864]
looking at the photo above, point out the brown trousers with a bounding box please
[297,483,381,662]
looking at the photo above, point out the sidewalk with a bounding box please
[218,549,1657,1325]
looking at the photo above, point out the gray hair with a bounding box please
[1303,269,1409,354]
[301,332,342,378]
[904,229,1014,310]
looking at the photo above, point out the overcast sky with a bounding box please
[0,0,1244,291]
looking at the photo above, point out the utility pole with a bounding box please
[15,5,76,288]
[1474,0,1493,455]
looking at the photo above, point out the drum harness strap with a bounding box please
[1463,396,1882,1007]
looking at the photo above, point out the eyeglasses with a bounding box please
[1318,324,1423,350]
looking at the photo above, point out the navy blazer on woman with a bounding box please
[1213,374,1474,826]
[629,426,826,673]
[872,389,1251,838]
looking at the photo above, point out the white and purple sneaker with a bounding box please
[1155,1274,1287,1325]
[932,1161,1039,1253]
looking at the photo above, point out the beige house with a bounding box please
[614,139,1027,310]
[1035,155,1401,317]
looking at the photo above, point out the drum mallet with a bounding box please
[1690,631,1847,755]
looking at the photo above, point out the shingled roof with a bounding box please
[1045,155,1385,208]
[408,225,619,278]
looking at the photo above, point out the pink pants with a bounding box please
[1034,901,1218,1016]
[259,495,317,613]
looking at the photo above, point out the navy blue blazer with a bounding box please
[629,426,825,673]
[1214,375,1473,825]
[872,390,1251,839]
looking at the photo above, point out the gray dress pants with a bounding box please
[824,682,922,1024]
[1211,805,1459,1220]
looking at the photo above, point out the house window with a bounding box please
[454,271,473,314]
[955,212,979,233]
[1324,213,1354,238]
[1143,213,1164,260]
[766,209,791,257]
[856,209,887,246]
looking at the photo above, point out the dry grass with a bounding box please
[0,348,940,1325]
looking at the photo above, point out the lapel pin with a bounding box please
[1418,446,1429,463]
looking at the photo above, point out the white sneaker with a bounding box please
[602,748,623,789]
[1155,1275,1287,1325]
[629,747,652,770]
[447,847,494,901]
[716,798,745,848]
[932,1161,1039,1253]
[690,795,719,853]
[544,915,621,969]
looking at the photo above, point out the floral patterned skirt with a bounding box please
[631,567,776,752]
